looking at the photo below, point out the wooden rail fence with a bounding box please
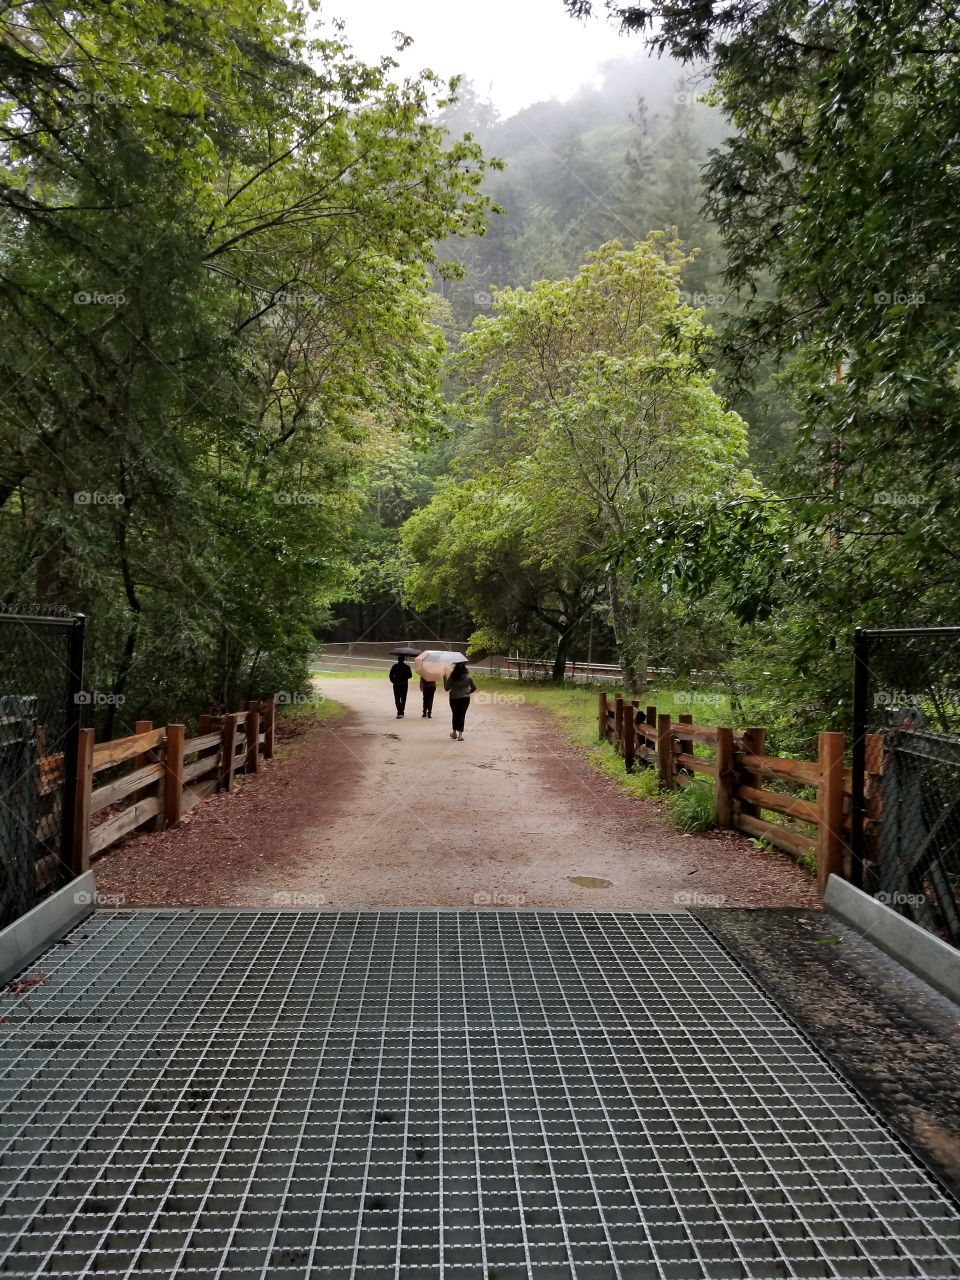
[70,698,276,873]
[598,691,871,892]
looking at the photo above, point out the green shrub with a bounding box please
[585,745,663,801]
[797,849,818,877]
[664,780,716,833]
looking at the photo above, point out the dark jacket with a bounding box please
[419,676,436,691]
[389,661,412,684]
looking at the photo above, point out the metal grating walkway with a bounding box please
[0,910,958,1279]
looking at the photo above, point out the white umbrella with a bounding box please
[414,650,469,682]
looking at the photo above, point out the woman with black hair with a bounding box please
[443,662,477,741]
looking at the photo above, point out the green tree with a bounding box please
[0,1,494,728]
[401,463,600,679]
[448,238,749,691]
[566,0,960,614]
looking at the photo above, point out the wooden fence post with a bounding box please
[598,690,608,741]
[134,721,153,769]
[263,697,275,760]
[643,705,656,767]
[71,728,94,875]
[164,724,185,829]
[863,731,884,868]
[739,727,766,819]
[817,731,846,893]
[132,719,165,830]
[678,712,693,778]
[614,693,624,749]
[623,703,636,773]
[246,702,260,774]
[657,714,674,790]
[219,714,238,792]
[714,727,736,828]
[198,714,214,734]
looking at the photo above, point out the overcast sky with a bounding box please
[319,1,643,117]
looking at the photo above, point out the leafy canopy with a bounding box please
[0,0,495,725]
[404,239,750,687]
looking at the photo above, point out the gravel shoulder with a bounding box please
[698,907,960,1199]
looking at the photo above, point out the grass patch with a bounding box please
[636,690,733,726]
[310,668,383,679]
[749,836,775,853]
[797,849,818,877]
[313,695,347,722]
[479,676,602,747]
[586,744,663,800]
[480,676,670,806]
[276,694,345,730]
[663,780,716,833]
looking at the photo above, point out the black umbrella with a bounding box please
[389,646,422,657]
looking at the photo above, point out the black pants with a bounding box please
[450,697,470,732]
[421,686,436,714]
[393,682,409,714]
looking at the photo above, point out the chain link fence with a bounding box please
[852,626,960,945]
[0,605,84,927]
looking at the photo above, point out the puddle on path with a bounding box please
[567,875,613,889]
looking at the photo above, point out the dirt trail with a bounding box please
[96,677,820,910]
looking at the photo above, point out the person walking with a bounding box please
[389,656,412,718]
[443,661,477,741]
[420,675,437,718]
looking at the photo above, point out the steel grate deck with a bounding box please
[0,910,957,1279]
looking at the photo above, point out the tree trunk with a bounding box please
[36,537,69,603]
[108,493,142,738]
[105,627,138,740]
[632,608,650,694]
[551,628,573,682]
[607,572,647,695]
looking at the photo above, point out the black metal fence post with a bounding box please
[851,624,960,943]
[60,613,86,877]
[1,603,87,921]
[849,626,870,889]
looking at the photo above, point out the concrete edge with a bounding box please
[0,872,96,987]
[824,874,960,1006]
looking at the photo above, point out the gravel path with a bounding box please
[699,907,960,1198]
[95,677,820,910]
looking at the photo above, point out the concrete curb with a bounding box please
[0,872,96,987]
[824,874,960,1005]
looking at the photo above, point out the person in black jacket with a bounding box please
[420,675,436,718]
[389,658,412,717]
